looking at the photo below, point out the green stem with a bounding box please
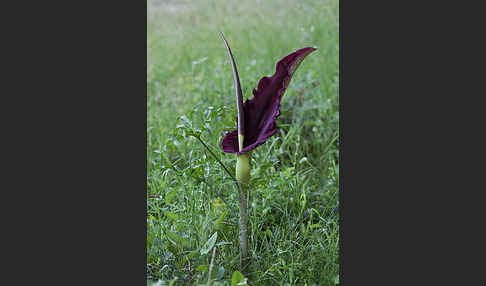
[238,182,249,276]
[236,153,250,277]
[195,134,250,276]
[238,181,248,276]
[220,32,250,277]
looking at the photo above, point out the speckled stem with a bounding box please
[221,32,250,277]
[236,153,250,276]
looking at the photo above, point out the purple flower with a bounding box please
[220,35,316,155]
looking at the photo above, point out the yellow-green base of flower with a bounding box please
[236,153,250,186]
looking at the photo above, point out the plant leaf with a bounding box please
[215,210,227,230]
[334,274,340,285]
[200,232,218,255]
[166,231,185,247]
[165,190,177,205]
[196,265,209,272]
[215,265,225,280]
[164,211,178,221]
[231,270,246,286]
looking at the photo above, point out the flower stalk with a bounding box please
[220,32,316,278]
[236,153,250,274]
[220,32,251,276]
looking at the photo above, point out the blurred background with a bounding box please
[147,0,339,284]
[148,0,338,132]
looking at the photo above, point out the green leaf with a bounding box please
[150,280,166,286]
[164,211,178,221]
[216,241,232,247]
[188,249,199,259]
[166,231,185,247]
[334,274,339,285]
[165,190,177,205]
[196,265,209,272]
[231,271,246,286]
[200,232,217,255]
[168,277,178,286]
[215,265,225,280]
[310,223,322,229]
[215,210,227,230]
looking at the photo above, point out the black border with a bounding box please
[338,0,479,284]
[11,1,148,284]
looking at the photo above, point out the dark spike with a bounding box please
[220,32,245,150]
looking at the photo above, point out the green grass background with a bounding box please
[147,0,339,285]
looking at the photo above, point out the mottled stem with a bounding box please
[207,246,217,286]
[236,153,250,277]
[221,31,251,278]
[238,181,249,276]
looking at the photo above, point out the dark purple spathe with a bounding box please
[221,47,317,154]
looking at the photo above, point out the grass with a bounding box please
[147,0,339,285]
